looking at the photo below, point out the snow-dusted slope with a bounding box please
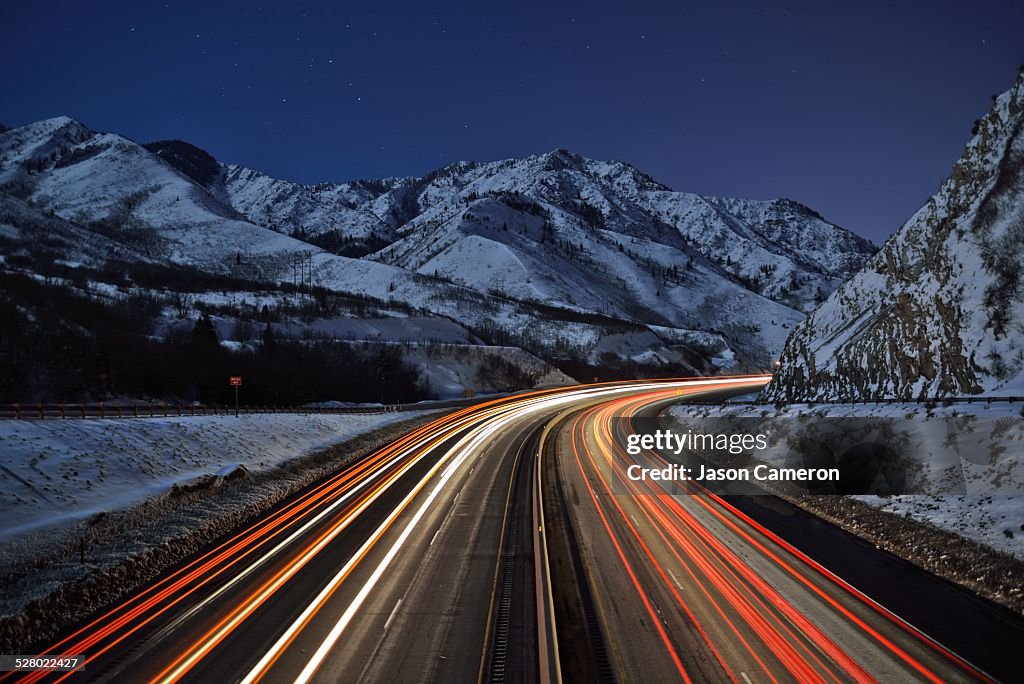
[361,150,874,315]
[2,118,313,275]
[344,150,873,363]
[764,71,1024,400]
[0,193,156,269]
[143,140,397,256]
[218,165,397,255]
[0,118,875,371]
[0,118,439,299]
[0,411,422,540]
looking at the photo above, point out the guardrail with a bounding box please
[682,395,1021,406]
[0,402,405,420]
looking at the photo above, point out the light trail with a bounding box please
[266,381,755,683]
[9,376,766,684]
[19,374,984,683]
[563,384,992,683]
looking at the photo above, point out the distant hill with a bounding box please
[0,115,875,380]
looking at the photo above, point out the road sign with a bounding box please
[230,376,242,417]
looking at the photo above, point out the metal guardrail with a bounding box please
[681,395,1020,406]
[0,402,405,420]
[0,393,505,420]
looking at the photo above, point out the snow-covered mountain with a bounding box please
[210,148,872,315]
[0,116,874,374]
[211,148,873,364]
[145,140,400,257]
[764,70,1024,400]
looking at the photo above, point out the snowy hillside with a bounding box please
[667,400,1024,560]
[764,70,1024,400]
[0,117,875,377]
[191,146,875,367]
[0,411,423,541]
[1,117,321,277]
[360,149,873,315]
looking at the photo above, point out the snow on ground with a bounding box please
[306,315,476,344]
[406,345,575,398]
[418,234,540,301]
[667,401,1024,559]
[0,411,427,542]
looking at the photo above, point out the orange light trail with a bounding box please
[8,377,768,684]
[566,382,991,683]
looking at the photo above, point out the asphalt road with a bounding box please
[6,379,747,684]
[6,375,1019,684]
[553,386,1008,683]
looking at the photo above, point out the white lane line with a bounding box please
[741,672,753,684]
[667,568,683,590]
[429,528,442,546]
[148,430,449,669]
[383,598,402,633]
[290,420,498,684]
[238,437,459,684]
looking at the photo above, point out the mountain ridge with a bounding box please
[1,114,876,375]
[763,70,1024,400]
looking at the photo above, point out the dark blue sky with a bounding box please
[4,1,1022,243]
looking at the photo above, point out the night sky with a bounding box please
[4,1,1022,243]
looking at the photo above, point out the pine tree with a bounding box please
[192,314,219,347]
[261,323,277,353]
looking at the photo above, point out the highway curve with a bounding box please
[550,386,1024,683]
[5,379,755,684]
[6,375,1021,683]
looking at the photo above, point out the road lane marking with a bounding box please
[232,379,762,684]
[384,599,402,633]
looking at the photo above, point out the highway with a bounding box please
[5,376,1019,683]
[550,387,1013,683]
[4,379,754,684]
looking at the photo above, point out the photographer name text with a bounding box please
[626,464,840,482]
